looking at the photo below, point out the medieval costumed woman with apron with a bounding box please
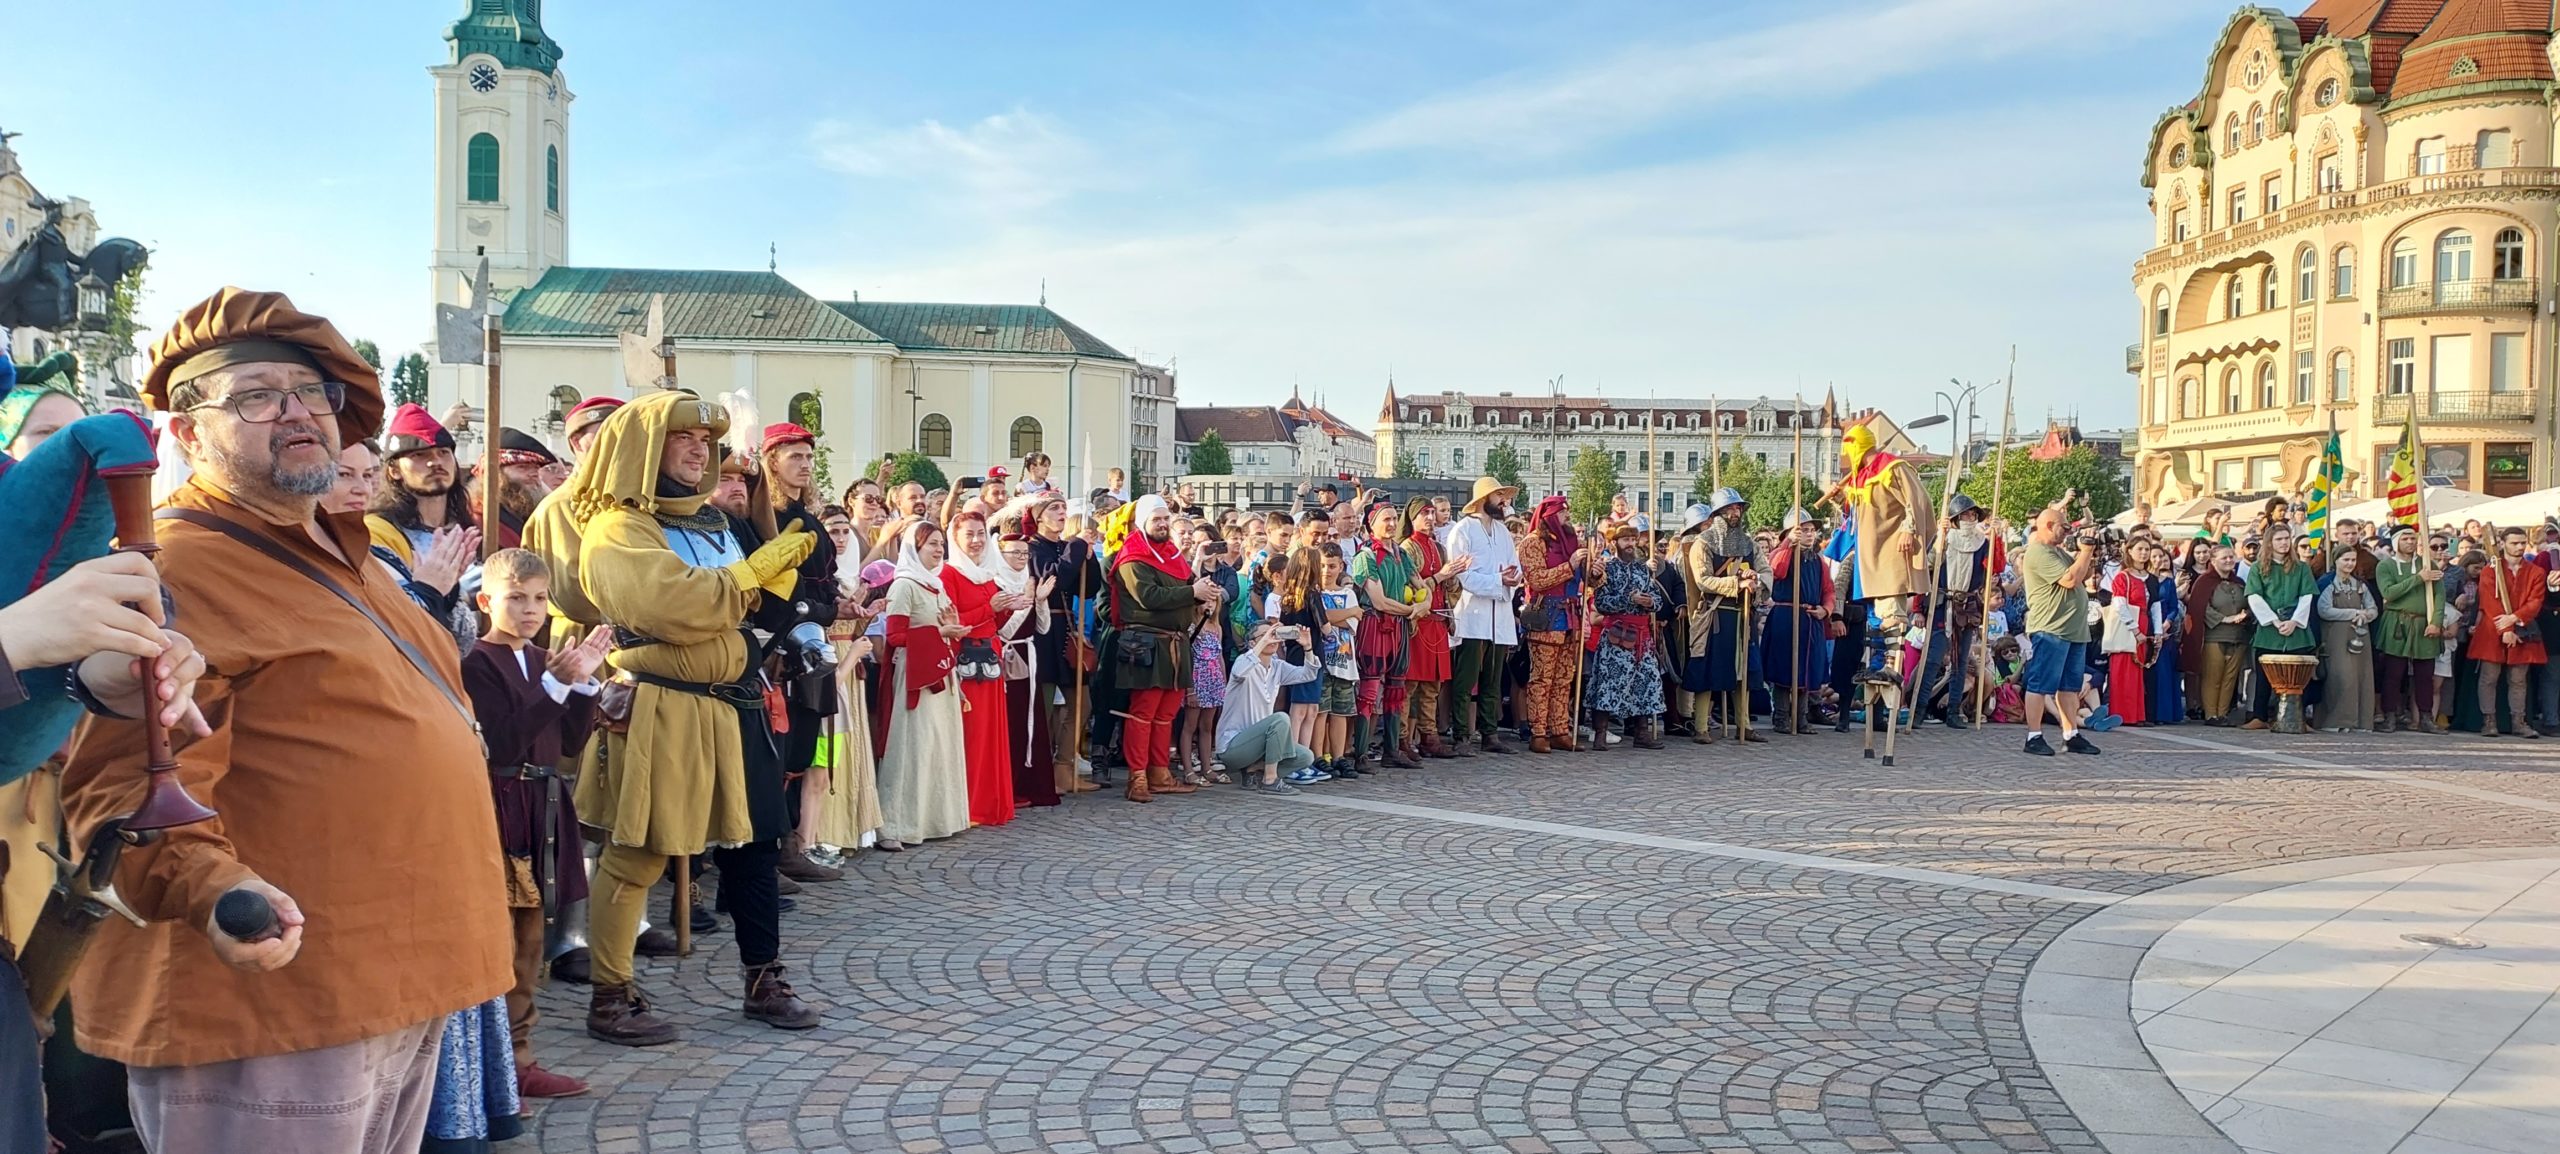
[993,530,1062,808]
[880,522,973,843]
[941,513,1017,827]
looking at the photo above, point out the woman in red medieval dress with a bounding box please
[941,512,1018,827]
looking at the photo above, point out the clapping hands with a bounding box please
[545,627,613,684]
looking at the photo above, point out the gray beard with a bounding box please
[207,435,337,497]
[1701,517,1750,561]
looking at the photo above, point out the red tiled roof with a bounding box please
[2297,0,2396,39]
[2392,32,2555,91]
[2375,0,2454,35]
[2406,0,2552,45]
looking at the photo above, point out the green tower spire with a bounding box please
[447,0,562,74]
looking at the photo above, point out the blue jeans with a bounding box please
[1915,625,1977,716]
[2023,633,2086,695]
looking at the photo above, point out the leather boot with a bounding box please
[1124,764,1154,803]
[1549,727,1578,752]
[742,962,822,1030]
[1448,729,1479,758]
[779,833,843,883]
[1384,717,1422,768]
[1529,735,1551,754]
[1481,730,1520,754]
[634,926,679,957]
[1636,716,1666,750]
[587,983,679,1047]
[1148,764,1198,794]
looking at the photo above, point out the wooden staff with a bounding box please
[657,323,692,959]
[1978,355,2016,728]
[1904,421,1967,740]
[1789,395,1805,734]
[1071,542,1092,779]
[480,312,502,561]
[1566,515,1596,748]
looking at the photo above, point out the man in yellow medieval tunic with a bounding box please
[1833,423,1934,684]
[536,390,819,1045]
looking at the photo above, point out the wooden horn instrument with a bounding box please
[99,464,217,832]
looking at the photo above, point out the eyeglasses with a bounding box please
[187,380,347,424]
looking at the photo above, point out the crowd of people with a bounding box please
[0,284,2538,1154]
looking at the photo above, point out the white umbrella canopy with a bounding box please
[2422,485,2560,532]
[2327,485,2497,529]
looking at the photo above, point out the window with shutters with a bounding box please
[466,133,501,202]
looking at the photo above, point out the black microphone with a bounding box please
[214,889,281,943]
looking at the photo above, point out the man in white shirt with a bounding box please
[1446,476,1525,753]
[1215,622,1322,791]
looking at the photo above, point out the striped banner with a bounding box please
[2302,430,2343,552]
[2383,410,2423,525]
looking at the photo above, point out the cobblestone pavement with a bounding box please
[522,724,2560,1153]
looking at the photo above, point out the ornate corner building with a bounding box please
[2131,1,2560,507]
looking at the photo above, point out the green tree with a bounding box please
[1566,441,1619,525]
[1390,444,1423,480]
[390,352,430,407]
[1188,429,1233,475]
[788,393,832,495]
[351,338,384,373]
[1955,444,2124,527]
[874,451,949,493]
[1485,438,1527,493]
[1689,451,1797,530]
[103,265,148,359]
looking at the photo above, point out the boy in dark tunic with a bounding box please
[462,548,610,1098]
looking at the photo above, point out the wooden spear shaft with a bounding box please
[1979,353,2016,727]
[1790,395,1804,734]
[482,313,503,561]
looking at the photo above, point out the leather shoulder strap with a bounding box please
[156,508,478,734]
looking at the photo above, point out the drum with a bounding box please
[2258,654,2319,734]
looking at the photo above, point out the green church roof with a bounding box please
[502,268,890,345]
[448,0,563,74]
[825,300,1130,361]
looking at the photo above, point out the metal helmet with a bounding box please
[1706,487,1747,518]
[1679,503,1714,536]
[1946,493,1982,520]
[1626,513,1652,534]
[1782,505,1817,532]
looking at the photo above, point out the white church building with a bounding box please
[423,2,1139,489]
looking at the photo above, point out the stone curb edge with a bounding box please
[2019,844,2560,1154]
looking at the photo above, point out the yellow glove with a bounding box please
[728,520,815,597]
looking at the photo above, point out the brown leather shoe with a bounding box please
[1446,734,1478,758]
[516,1063,590,1099]
[1388,743,1423,769]
[1147,765,1198,795]
[1549,730,1578,752]
[1634,719,1666,750]
[633,926,680,957]
[587,983,679,1047]
[742,962,822,1030]
[1481,732,1520,755]
[775,872,803,896]
[1529,735,1551,754]
[1125,768,1153,802]
[779,834,843,883]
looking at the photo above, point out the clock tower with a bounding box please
[429,0,569,317]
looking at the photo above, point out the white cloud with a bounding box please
[810,107,1106,215]
[1335,0,2173,157]
[807,100,2153,428]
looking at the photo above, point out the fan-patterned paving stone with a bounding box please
[519,724,2548,1151]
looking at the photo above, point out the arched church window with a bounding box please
[467,133,501,203]
[546,145,561,212]
[1010,416,1043,458]
[918,413,953,457]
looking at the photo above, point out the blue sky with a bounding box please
[5,0,2237,429]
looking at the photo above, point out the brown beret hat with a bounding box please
[145,287,386,441]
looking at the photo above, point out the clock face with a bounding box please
[469,63,499,93]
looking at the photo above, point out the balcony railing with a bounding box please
[2126,343,2143,373]
[2372,391,2536,424]
[2378,278,2538,317]
[2143,167,2560,268]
